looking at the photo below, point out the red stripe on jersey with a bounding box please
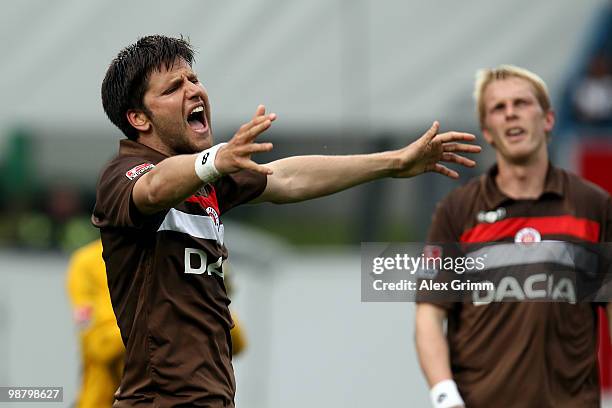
[460,215,600,243]
[186,188,220,213]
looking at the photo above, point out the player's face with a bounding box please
[142,58,213,154]
[481,77,554,165]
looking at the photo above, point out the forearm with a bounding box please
[263,153,398,203]
[134,153,205,214]
[415,304,453,387]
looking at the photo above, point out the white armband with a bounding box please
[195,143,227,182]
[430,379,464,408]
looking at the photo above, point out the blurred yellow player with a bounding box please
[66,239,247,407]
[224,265,247,356]
[66,239,124,408]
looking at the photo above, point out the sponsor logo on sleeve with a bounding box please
[125,163,155,180]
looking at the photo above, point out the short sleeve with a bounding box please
[214,170,267,215]
[418,195,461,311]
[427,195,460,243]
[92,157,163,230]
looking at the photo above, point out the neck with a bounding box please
[495,152,549,200]
[137,133,174,157]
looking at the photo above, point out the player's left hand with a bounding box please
[392,121,481,179]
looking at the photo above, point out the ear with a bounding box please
[543,109,555,133]
[482,127,495,148]
[126,109,151,133]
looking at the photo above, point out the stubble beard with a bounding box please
[151,116,201,155]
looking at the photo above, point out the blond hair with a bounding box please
[474,65,551,128]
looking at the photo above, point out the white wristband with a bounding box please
[430,379,464,408]
[195,143,227,182]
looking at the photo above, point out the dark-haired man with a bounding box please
[94,35,480,407]
[415,65,612,408]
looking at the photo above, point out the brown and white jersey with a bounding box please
[424,164,612,408]
[92,140,266,407]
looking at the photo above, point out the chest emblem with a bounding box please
[206,207,221,231]
[514,227,541,243]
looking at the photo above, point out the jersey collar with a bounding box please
[118,139,168,162]
[481,162,565,209]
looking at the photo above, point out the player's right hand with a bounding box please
[215,105,276,175]
[392,121,480,179]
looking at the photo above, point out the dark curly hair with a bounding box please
[101,35,195,140]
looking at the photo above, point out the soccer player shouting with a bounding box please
[94,35,479,407]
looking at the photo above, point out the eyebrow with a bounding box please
[489,94,533,107]
[162,77,183,92]
[170,76,184,86]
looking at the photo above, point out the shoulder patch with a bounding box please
[125,163,155,180]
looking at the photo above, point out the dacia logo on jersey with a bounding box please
[514,227,541,243]
[184,248,224,278]
[476,207,506,223]
[472,273,576,305]
[206,207,221,231]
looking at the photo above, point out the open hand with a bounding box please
[215,105,276,175]
[393,121,481,179]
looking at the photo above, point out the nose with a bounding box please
[185,79,204,101]
[504,104,517,120]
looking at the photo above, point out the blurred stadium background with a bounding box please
[1,0,612,406]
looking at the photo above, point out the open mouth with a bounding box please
[187,105,208,133]
[505,127,526,140]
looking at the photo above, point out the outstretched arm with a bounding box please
[256,121,480,204]
[133,106,275,215]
